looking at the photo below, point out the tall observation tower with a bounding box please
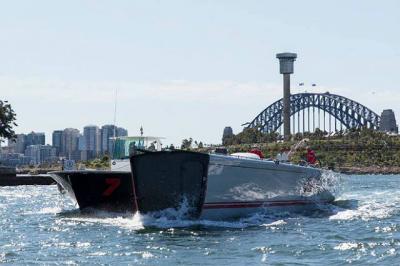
[276,52,297,140]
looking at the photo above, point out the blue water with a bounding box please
[1,174,400,265]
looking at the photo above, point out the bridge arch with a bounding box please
[246,93,381,133]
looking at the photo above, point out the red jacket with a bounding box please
[306,149,317,164]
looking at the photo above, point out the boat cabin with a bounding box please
[110,136,163,171]
[112,136,163,159]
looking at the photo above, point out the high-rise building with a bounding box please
[8,131,46,153]
[101,125,116,155]
[25,145,56,165]
[7,133,44,155]
[0,146,15,155]
[14,134,26,154]
[61,128,80,160]
[25,145,39,164]
[100,125,128,154]
[84,125,101,160]
[6,139,16,154]
[101,125,128,155]
[7,133,43,154]
[116,127,128,137]
[39,145,57,164]
[78,134,87,161]
[0,152,30,167]
[78,134,86,151]
[25,132,45,147]
[52,130,63,156]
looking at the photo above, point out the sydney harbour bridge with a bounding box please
[243,52,391,137]
[245,92,381,134]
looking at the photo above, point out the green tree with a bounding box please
[101,154,110,163]
[312,128,327,140]
[181,138,193,150]
[194,140,204,149]
[234,128,264,144]
[294,132,303,141]
[0,100,17,141]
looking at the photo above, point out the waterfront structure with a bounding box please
[84,125,101,160]
[380,109,398,134]
[276,52,297,140]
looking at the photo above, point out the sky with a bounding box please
[1,0,399,146]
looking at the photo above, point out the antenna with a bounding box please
[111,89,118,160]
[113,89,118,137]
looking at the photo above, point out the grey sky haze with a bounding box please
[1,1,399,145]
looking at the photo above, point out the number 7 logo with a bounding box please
[103,178,121,196]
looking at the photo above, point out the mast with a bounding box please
[112,89,118,159]
[113,89,118,138]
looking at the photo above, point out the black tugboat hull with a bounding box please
[49,171,135,212]
[130,151,210,219]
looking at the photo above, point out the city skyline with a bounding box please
[1,124,129,146]
[0,124,128,165]
[1,1,399,145]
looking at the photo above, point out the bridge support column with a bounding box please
[277,52,297,140]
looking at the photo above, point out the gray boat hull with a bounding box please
[130,151,334,220]
[201,154,332,219]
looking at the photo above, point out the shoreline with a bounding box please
[336,166,400,175]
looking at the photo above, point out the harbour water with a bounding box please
[1,174,399,265]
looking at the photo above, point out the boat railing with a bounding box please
[226,154,273,162]
[223,153,305,166]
